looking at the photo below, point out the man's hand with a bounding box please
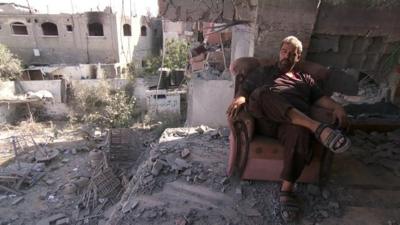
[226,96,246,119]
[332,106,349,128]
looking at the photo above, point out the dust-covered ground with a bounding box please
[1,122,400,225]
[0,121,157,225]
[107,127,400,225]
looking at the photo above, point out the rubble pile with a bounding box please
[107,126,347,225]
[297,184,344,224]
[350,129,400,176]
[0,126,143,225]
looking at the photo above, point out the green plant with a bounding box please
[0,44,22,81]
[143,56,162,75]
[164,39,189,70]
[69,81,136,128]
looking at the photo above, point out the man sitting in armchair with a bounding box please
[226,36,351,222]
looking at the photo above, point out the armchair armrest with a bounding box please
[227,109,255,176]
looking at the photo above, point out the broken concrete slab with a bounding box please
[151,160,164,176]
[55,217,70,225]
[11,196,24,205]
[174,158,191,171]
[36,213,66,225]
[122,199,139,214]
[180,148,190,158]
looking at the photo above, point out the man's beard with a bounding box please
[278,59,295,73]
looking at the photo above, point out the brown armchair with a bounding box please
[227,57,334,183]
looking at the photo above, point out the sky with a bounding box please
[3,0,159,16]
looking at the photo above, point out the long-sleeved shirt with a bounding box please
[237,64,324,114]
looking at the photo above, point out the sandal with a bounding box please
[280,191,300,223]
[315,123,351,153]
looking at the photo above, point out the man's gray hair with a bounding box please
[281,36,303,55]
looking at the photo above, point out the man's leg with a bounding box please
[248,87,344,149]
[277,124,310,191]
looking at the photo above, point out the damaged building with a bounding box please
[0,3,163,122]
[0,3,161,78]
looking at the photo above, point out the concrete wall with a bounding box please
[0,80,67,121]
[231,24,255,61]
[307,1,400,82]
[0,82,16,99]
[19,80,63,103]
[254,0,319,59]
[146,89,181,115]
[0,104,17,124]
[0,10,120,65]
[0,81,17,123]
[45,64,117,80]
[186,79,234,127]
[133,76,160,109]
[158,0,257,22]
[131,16,154,68]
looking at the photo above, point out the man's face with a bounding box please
[278,42,301,73]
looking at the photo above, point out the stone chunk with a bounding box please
[182,169,192,176]
[36,213,66,225]
[55,218,70,225]
[122,199,139,214]
[175,217,188,225]
[242,207,262,217]
[328,201,340,209]
[181,149,191,158]
[33,163,46,172]
[322,189,330,199]
[11,196,24,205]
[0,195,7,202]
[307,184,320,196]
[221,177,229,185]
[151,160,164,176]
[196,125,207,134]
[174,158,190,170]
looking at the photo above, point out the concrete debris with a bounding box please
[350,129,400,176]
[175,216,188,225]
[322,189,330,199]
[36,213,66,225]
[174,158,191,171]
[235,186,242,197]
[182,169,192,176]
[180,148,191,158]
[328,201,340,209]
[307,184,321,196]
[151,160,164,176]
[32,163,46,172]
[55,217,70,225]
[0,195,7,202]
[241,206,262,217]
[195,125,208,134]
[387,220,399,225]
[39,192,48,200]
[11,196,24,205]
[71,148,78,155]
[221,177,229,185]
[35,148,60,163]
[45,179,55,186]
[122,199,139,214]
[63,183,77,195]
